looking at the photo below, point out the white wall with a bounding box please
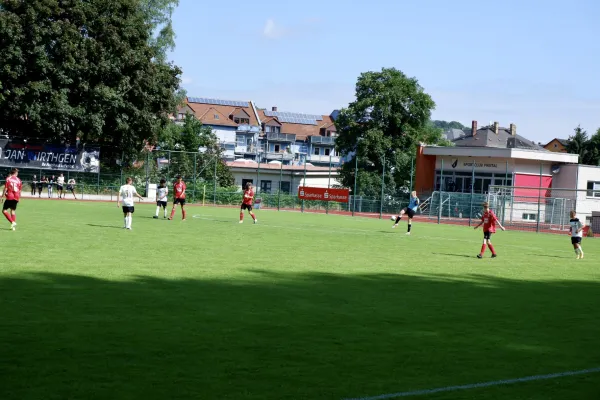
[435,156,553,175]
[575,165,600,223]
[212,127,236,144]
[544,164,600,223]
[230,168,340,194]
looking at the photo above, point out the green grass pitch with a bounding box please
[1,199,599,400]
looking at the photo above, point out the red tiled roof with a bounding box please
[187,97,337,142]
[198,107,237,127]
[256,110,336,141]
[186,99,259,126]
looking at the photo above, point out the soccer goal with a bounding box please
[487,185,594,232]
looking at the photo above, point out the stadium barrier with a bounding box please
[2,150,597,236]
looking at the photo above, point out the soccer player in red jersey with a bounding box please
[474,202,505,258]
[239,182,257,224]
[169,175,187,221]
[1,168,22,231]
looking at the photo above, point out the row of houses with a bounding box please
[170,98,598,226]
[174,97,342,167]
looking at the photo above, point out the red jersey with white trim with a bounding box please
[174,181,186,199]
[482,210,498,233]
[5,176,22,201]
[243,189,254,205]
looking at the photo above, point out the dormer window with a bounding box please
[234,117,250,124]
[266,126,281,133]
[178,113,185,120]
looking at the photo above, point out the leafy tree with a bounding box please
[139,0,179,62]
[155,115,234,186]
[586,128,600,166]
[335,68,443,197]
[566,125,592,164]
[431,120,467,130]
[0,0,181,164]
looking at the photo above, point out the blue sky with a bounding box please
[169,0,600,142]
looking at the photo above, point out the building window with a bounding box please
[178,113,185,120]
[587,181,600,198]
[280,181,291,194]
[553,143,558,148]
[324,148,331,156]
[314,147,320,155]
[267,125,280,133]
[236,136,245,146]
[522,213,537,221]
[234,117,250,125]
[274,144,280,152]
[214,114,219,120]
[260,180,272,194]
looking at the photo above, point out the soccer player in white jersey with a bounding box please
[569,210,585,259]
[154,179,168,219]
[117,177,144,230]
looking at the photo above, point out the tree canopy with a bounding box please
[139,0,179,62]
[155,115,234,187]
[566,125,600,166]
[431,120,468,130]
[334,67,444,197]
[0,0,182,163]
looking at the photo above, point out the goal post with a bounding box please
[488,185,597,233]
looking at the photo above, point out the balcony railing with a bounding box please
[309,136,335,144]
[235,145,259,154]
[307,154,340,163]
[266,132,296,142]
[265,152,294,161]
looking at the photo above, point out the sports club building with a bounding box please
[414,121,600,226]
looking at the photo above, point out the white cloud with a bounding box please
[262,19,285,39]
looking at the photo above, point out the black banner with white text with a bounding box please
[0,139,100,173]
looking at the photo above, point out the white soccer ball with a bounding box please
[390,215,396,221]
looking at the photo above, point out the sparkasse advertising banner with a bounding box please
[0,139,100,173]
[298,186,350,203]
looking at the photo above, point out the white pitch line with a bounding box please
[191,215,570,255]
[343,366,600,400]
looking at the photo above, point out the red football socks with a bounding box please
[488,243,496,255]
[3,211,12,223]
[480,244,486,255]
[239,212,244,221]
[182,209,186,220]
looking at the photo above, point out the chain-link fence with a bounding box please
[3,148,598,235]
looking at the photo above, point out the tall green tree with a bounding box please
[566,125,591,164]
[156,115,234,186]
[335,68,442,197]
[139,0,179,62]
[431,120,467,130]
[0,0,181,163]
[586,128,600,166]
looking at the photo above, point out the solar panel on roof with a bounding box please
[187,98,250,107]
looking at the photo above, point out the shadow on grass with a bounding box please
[86,224,123,229]
[1,271,599,400]
[431,252,475,259]
[527,253,572,259]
